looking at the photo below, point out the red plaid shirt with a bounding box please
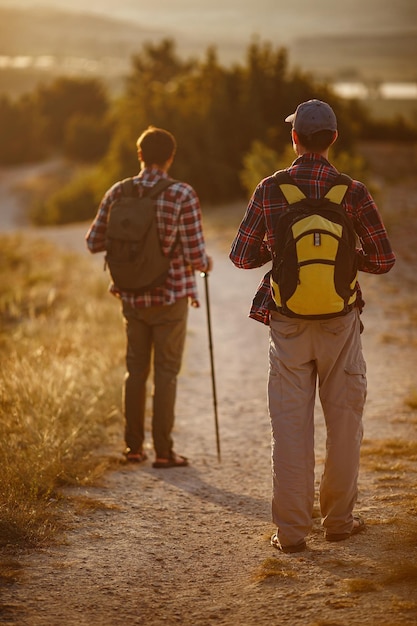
[86,167,209,307]
[230,153,396,325]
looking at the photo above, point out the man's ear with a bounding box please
[331,130,338,145]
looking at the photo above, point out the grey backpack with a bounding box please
[105,178,177,293]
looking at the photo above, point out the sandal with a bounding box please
[124,449,148,464]
[270,533,307,554]
[152,452,189,469]
[325,516,366,542]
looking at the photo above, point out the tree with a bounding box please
[239,39,289,148]
[37,37,414,224]
[0,94,46,165]
[36,77,109,148]
[64,114,112,162]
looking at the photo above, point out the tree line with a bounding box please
[1,38,415,224]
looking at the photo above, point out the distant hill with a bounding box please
[2,0,416,43]
[0,7,175,96]
[0,7,166,58]
[0,5,416,98]
[290,33,417,82]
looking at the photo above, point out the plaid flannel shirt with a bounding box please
[230,153,396,325]
[86,167,209,307]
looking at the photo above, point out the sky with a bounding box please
[1,0,416,48]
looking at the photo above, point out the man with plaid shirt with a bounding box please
[230,100,395,552]
[87,126,212,468]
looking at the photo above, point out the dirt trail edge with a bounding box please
[2,211,417,625]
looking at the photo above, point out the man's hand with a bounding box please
[203,256,213,273]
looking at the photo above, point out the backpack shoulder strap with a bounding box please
[274,171,352,205]
[273,170,306,205]
[120,177,136,197]
[145,178,177,199]
[119,178,177,199]
[324,173,352,204]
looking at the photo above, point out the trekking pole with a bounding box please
[201,271,221,462]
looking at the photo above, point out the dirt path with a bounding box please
[1,165,417,625]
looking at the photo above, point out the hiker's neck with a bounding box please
[291,128,336,161]
[295,145,331,159]
[138,151,174,173]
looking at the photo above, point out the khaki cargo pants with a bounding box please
[268,308,367,548]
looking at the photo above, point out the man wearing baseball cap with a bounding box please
[285,98,338,134]
[230,99,395,553]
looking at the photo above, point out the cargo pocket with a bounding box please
[344,359,367,410]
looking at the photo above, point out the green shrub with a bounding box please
[64,114,112,163]
[239,141,371,200]
[30,171,99,225]
[240,141,283,198]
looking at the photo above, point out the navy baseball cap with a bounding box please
[285,99,337,134]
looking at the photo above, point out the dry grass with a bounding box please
[70,495,122,515]
[358,431,417,600]
[0,234,125,548]
[309,622,345,626]
[254,557,298,582]
[361,438,417,462]
[383,562,417,586]
[343,577,378,593]
[405,391,417,410]
[390,598,417,612]
[0,558,24,585]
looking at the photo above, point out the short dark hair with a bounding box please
[136,126,177,166]
[296,129,336,152]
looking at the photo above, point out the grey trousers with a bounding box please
[122,297,188,458]
[268,308,367,548]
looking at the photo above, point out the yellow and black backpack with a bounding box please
[270,171,358,319]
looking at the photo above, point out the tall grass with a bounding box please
[0,234,125,547]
